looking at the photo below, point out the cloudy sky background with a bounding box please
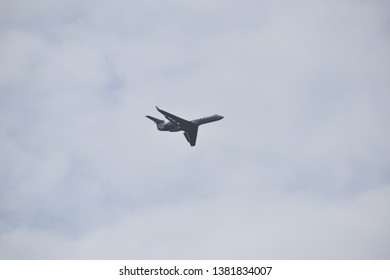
[1,0,389,259]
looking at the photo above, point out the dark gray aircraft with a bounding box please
[146,106,224,146]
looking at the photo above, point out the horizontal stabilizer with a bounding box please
[146,116,164,123]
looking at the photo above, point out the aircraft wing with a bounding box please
[156,106,198,146]
[156,106,189,127]
[183,126,198,146]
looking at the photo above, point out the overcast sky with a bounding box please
[1,0,389,259]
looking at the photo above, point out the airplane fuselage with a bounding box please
[159,114,223,132]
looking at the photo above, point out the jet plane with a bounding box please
[146,106,224,146]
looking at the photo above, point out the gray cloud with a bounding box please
[0,0,389,259]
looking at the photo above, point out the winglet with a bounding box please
[156,106,168,116]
